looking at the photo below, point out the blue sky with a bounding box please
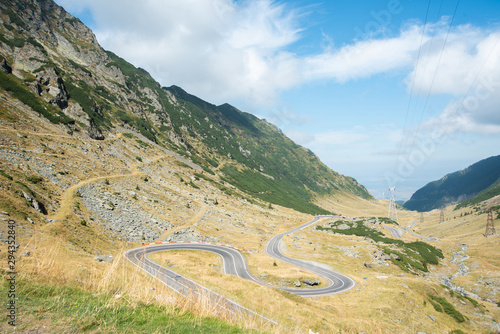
[55,0,500,200]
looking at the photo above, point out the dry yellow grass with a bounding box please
[1,90,499,333]
[6,232,272,332]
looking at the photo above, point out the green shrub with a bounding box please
[194,173,215,184]
[15,181,33,195]
[136,139,150,148]
[175,161,192,169]
[201,165,215,175]
[134,118,156,143]
[64,80,108,128]
[68,59,92,76]
[205,156,219,167]
[27,176,43,184]
[116,110,134,125]
[429,299,443,312]
[0,170,13,180]
[4,8,26,29]
[317,220,444,273]
[0,72,74,125]
[26,37,47,55]
[428,294,465,323]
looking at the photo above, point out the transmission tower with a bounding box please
[420,212,424,224]
[388,187,398,223]
[484,209,496,237]
[439,209,445,224]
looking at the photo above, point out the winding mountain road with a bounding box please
[265,216,356,296]
[383,225,404,238]
[124,215,356,320]
[401,226,439,241]
[383,224,439,241]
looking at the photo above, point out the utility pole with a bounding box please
[439,209,445,224]
[485,209,496,237]
[388,187,398,223]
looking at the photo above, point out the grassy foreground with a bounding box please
[0,279,263,334]
[0,230,269,334]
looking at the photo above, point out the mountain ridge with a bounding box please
[403,155,500,212]
[0,0,372,215]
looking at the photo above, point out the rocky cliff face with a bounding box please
[0,0,372,215]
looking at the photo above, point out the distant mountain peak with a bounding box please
[404,155,500,212]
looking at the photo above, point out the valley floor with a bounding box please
[1,92,500,333]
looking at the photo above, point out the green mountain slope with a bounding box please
[0,0,371,214]
[404,155,500,212]
[455,178,500,209]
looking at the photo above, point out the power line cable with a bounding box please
[391,0,442,187]
[409,0,461,149]
[396,0,432,161]
[409,0,444,126]
[449,32,500,126]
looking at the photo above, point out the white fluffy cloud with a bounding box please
[57,0,303,105]
[405,26,500,95]
[302,25,424,82]
[56,0,500,134]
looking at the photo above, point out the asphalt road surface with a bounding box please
[383,225,405,238]
[264,216,356,296]
[124,242,276,323]
[125,216,355,305]
[401,226,439,241]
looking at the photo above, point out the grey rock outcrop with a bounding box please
[79,184,173,243]
[94,255,113,263]
[21,190,47,215]
[301,279,321,286]
[35,67,69,109]
[1,58,12,74]
[87,118,104,140]
[166,226,218,243]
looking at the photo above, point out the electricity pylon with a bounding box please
[388,187,398,223]
[485,209,496,237]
